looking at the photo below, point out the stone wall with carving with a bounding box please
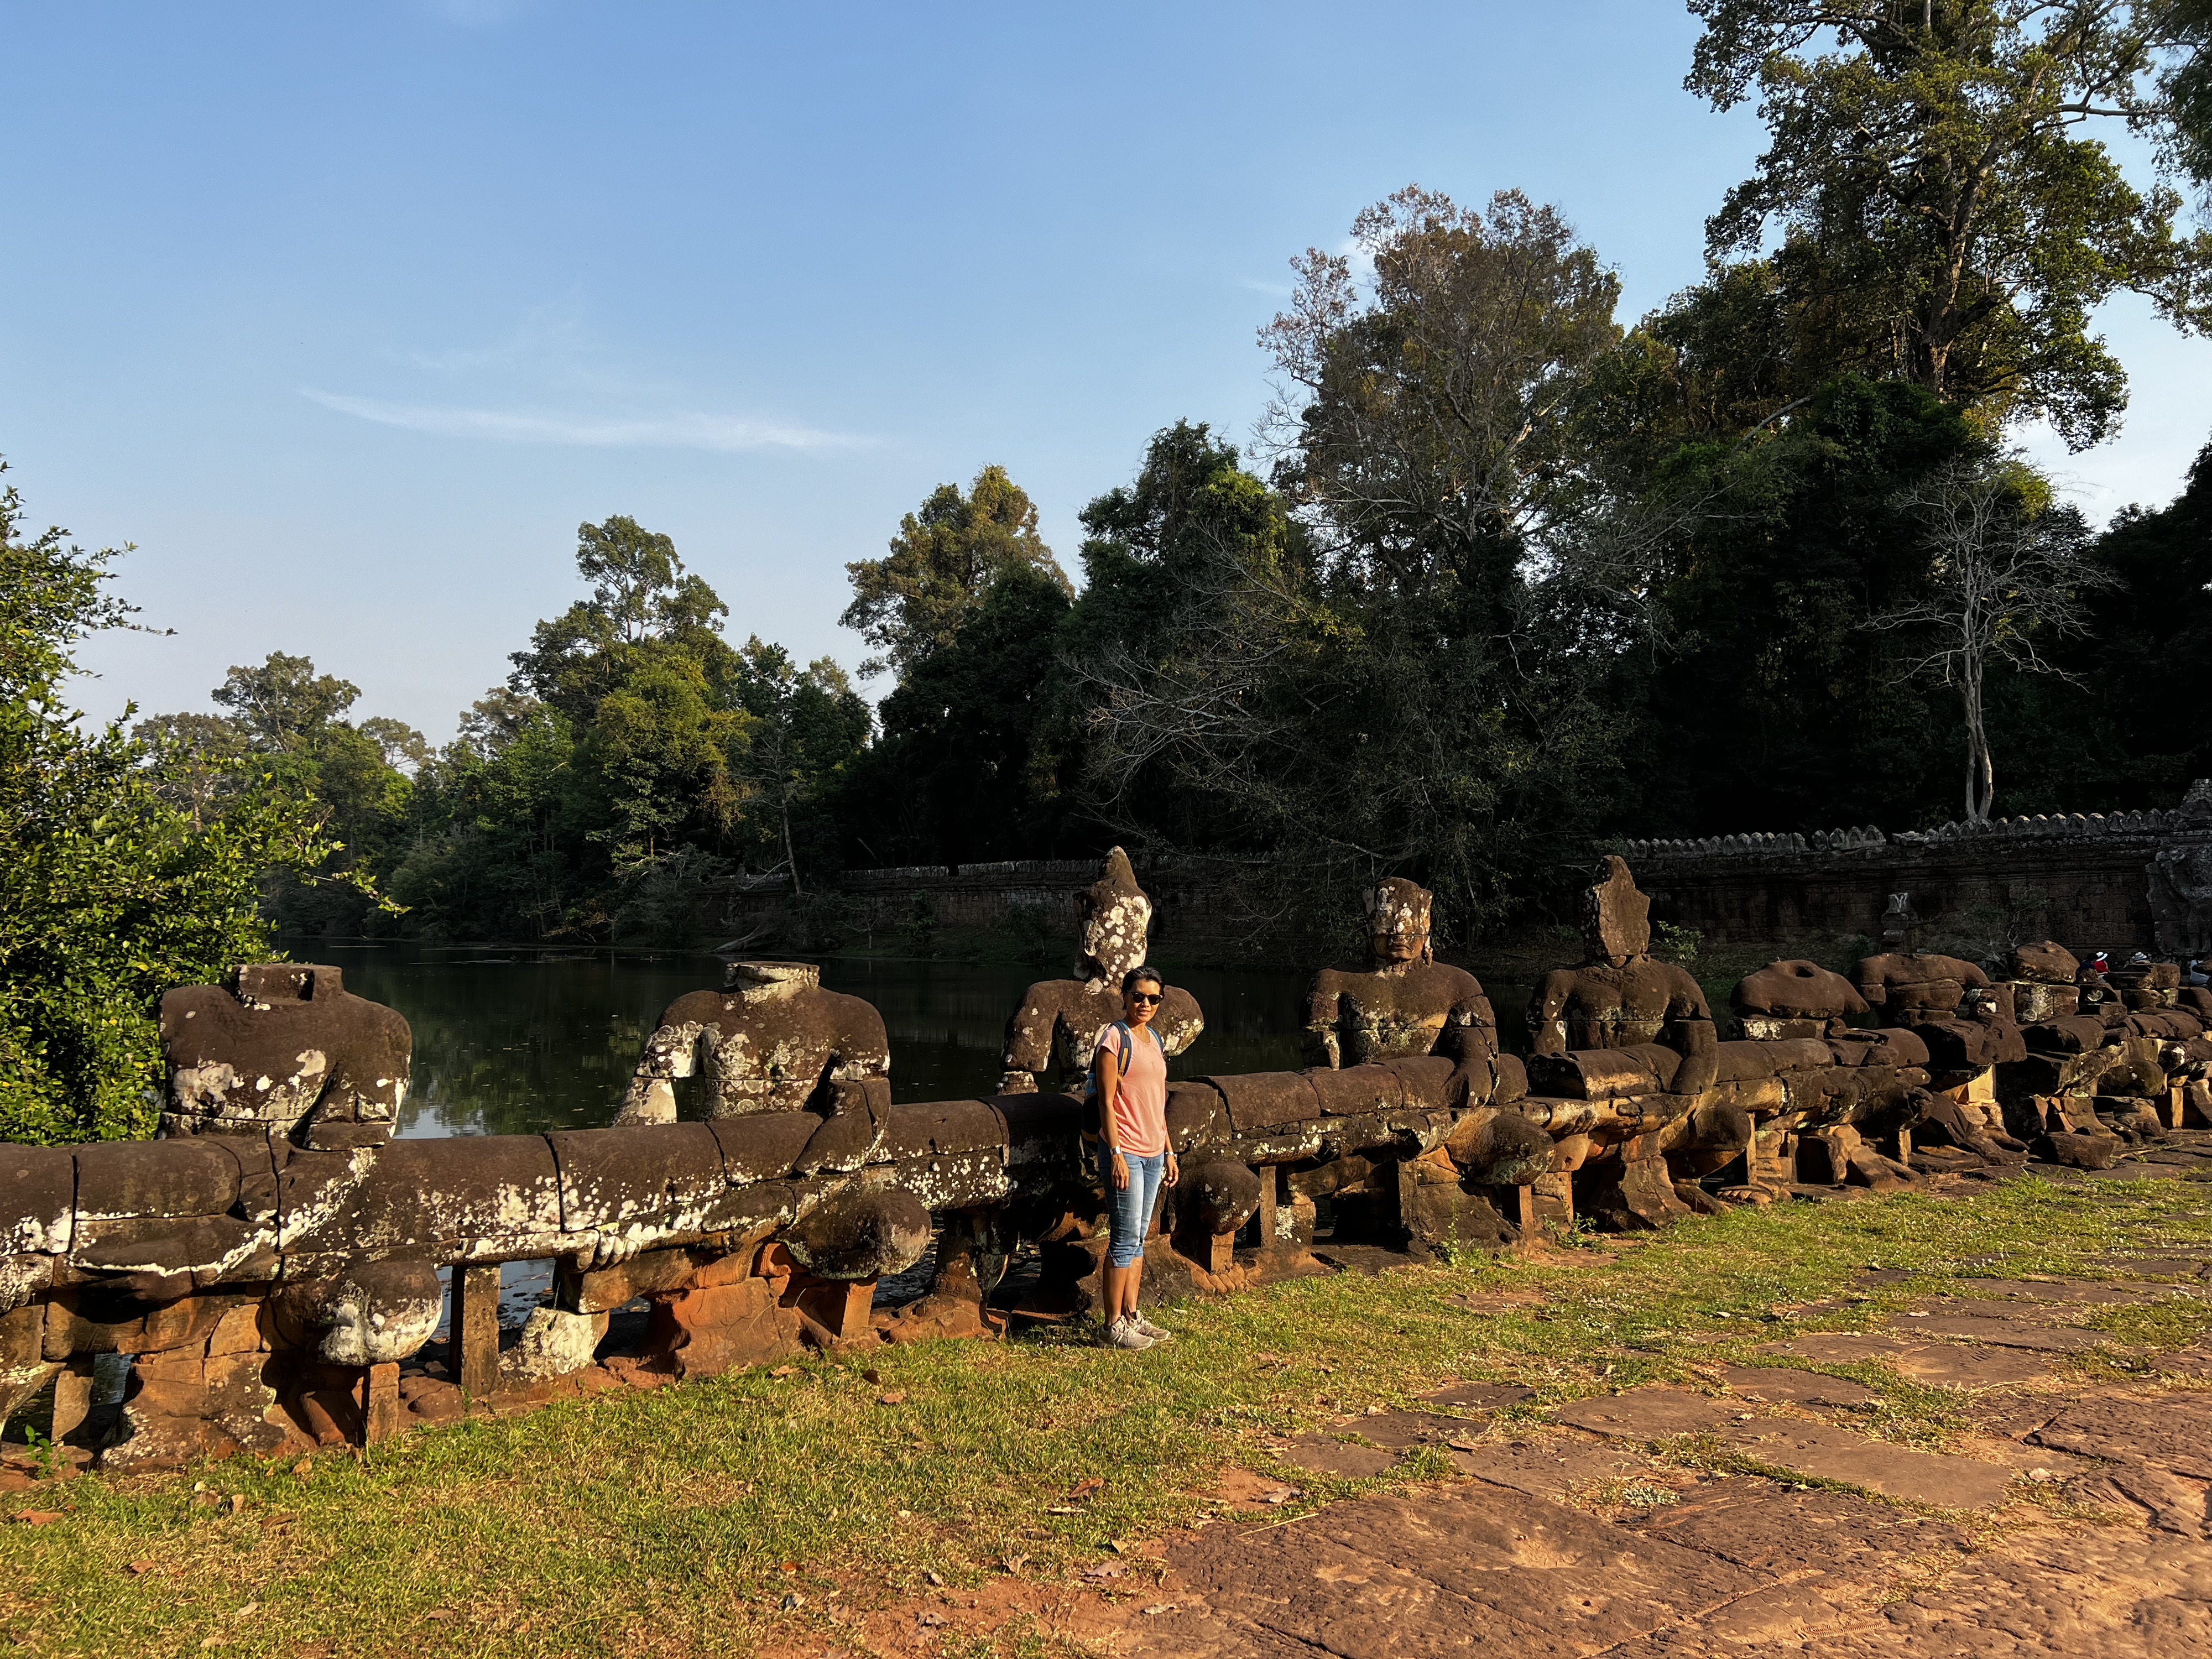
[1620,784,2212,953]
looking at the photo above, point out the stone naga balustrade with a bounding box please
[9,862,2212,1472]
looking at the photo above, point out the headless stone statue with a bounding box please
[159,963,411,1151]
[618,960,890,1124]
[998,848,1203,1094]
[1525,856,1717,1095]
[1302,878,1498,1070]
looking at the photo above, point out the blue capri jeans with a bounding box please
[1106,1149,1167,1269]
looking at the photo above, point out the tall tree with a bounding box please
[841,466,1070,680]
[510,514,731,718]
[729,639,872,893]
[1682,0,2212,448]
[1871,453,2117,820]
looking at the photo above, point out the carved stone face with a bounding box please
[1363,879,1433,967]
[1582,855,1651,968]
[1077,847,1152,983]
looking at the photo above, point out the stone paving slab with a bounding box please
[1761,1330,2058,1386]
[1717,1364,1881,1407]
[1134,1480,1766,1658]
[1552,1389,2020,1508]
[1885,1312,2107,1350]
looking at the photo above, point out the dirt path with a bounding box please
[828,1141,2212,1658]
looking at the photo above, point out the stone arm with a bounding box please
[1525,972,1577,1057]
[617,1018,711,1125]
[1153,986,1205,1060]
[998,982,1066,1094]
[1301,976,1345,1069]
[1662,973,1719,1097]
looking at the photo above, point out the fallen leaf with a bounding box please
[917,1611,946,1627]
[11,1510,63,1526]
[127,1560,155,1574]
[1259,1487,1301,1505]
[1067,1476,1104,1500]
[770,1366,796,1378]
[1082,1564,1125,1581]
[291,1459,312,1480]
[1045,1505,1078,1514]
[1447,1438,1481,1453]
[1003,1554,1027,1575]
[780,1591,804,1610]
[228,1494,247,1514]
[779,1562,798,1575]
[1142,1603,1177,1615]
[232,1603,258,1619]
[863,1368,883,1384]
[878,1391,907,1405]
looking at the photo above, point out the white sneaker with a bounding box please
[1103,1316,1154,1351]
[1131,1314,1172,1343]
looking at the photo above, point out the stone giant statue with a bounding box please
[998,848,1203,1093]
[618,959,890,1124]
[1302,878,1499,1073]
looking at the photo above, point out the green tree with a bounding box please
[840,466,1070,680]
[841,561,1077,864]
[2164,0,2212,188]
[0,462,342,1144]
[1637,375,1985,833]
[731,639,871,892]
[1682,0,2212,448]
[510,514,732,719]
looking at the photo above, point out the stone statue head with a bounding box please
[1582,855,1651,968]
[1077,847,1152,983]
[1362,878,1433,967]
[723,960,822,999]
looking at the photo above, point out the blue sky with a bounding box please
[7,1,2209,740]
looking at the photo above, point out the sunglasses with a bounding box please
[1127,992,1162,1005]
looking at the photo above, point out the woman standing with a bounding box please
[1093,966,1178,1350]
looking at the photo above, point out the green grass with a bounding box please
[4,1173,2210,1658]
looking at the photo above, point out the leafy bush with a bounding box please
[0,465,345,1143]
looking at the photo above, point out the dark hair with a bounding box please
[1121,966,1164,995]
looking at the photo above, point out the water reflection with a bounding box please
[316,943,1316,1140]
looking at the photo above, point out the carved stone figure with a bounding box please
[1880,892,1918,950]
[1525,857,1718,1095]
[2150,843,2212,958]
[618,961,890,1124]
[1302,878,1498,1071]
[158,963,411,1149]
[998,848,1203,1093]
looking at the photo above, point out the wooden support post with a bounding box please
[359,1361,402,1447]
[50,1360,93,1445]
[2168,1086,2188,1131]
[1256,1164,1280,1246]
[451,1264,502,1399]
[1891,1125,1913,1162]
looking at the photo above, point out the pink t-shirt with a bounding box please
[1095,1022,1168,1156]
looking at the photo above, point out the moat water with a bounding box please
[309,942,1316,1141]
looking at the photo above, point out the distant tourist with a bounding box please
[1091,966,1178,1351]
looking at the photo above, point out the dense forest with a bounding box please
[11,2,2212,1137]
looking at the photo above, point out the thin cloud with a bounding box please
[301,389,868,453]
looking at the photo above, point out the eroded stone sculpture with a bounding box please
[1303,878,1499,1071]
[159,964,410,1149]
[618,960,889,1123]
[1526,856,1718,1095]
[998,848,1203,1093]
